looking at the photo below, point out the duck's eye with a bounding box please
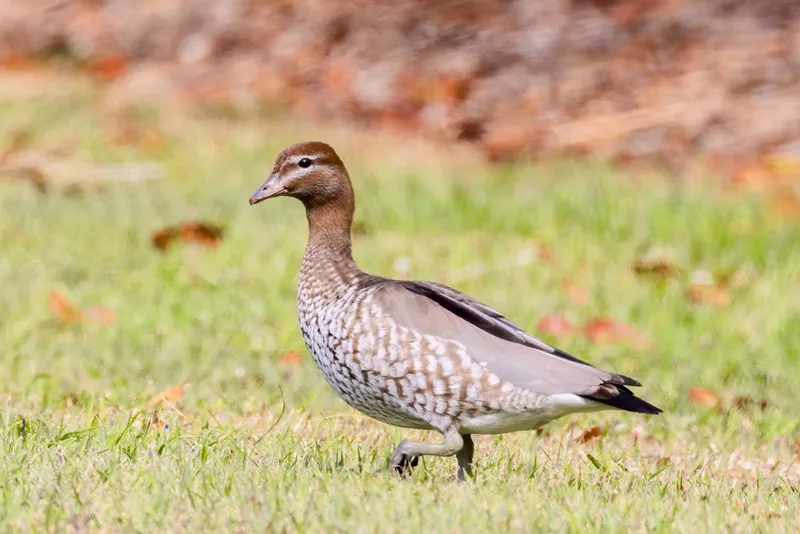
[298,158,312,168]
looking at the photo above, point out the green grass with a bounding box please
[1,77,799,532]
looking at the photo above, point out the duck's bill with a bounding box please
[249,175,286,205]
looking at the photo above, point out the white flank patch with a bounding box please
[459,395,609,435]
[547,394,609,417]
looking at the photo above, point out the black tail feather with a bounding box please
[583,385,663,415]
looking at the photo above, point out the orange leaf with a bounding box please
[583,317,649,348]
[146,386,184,408]
[151,222,224,252]
[279,350,303,365]
[49,290,82,323]
[532,241,556,264]
[561,280,589,305]
[537,314,573,337]
[686,284,730,307]
[181,222,224,247]
[49,290,115,326]
[576,426,603,444]
[688,387,720,408]
[86,55,129,81]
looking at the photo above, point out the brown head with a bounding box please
[249,142,356,249]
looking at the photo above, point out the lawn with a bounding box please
[1,74,799,532]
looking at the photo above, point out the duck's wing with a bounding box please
[375,280,661,414]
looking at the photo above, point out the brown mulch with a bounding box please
[1,0,800,170]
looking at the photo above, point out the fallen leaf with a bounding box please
[583,317,649,348]
[632,252,679,279]
[49,290,115,326]
[576,426,603,444]
[537,314,573,337]
[733,396,768,410]
[532,241,556,264]
[146,386,184,409]
[151,222,224,252]
[688,386,720,408]
[279,350,303,365]
[49,290,83,323]
[561,280,589,305]
[86,55,129,81]
[686,284,730,307]
[181,222,223,247]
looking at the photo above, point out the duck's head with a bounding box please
[249,141,354,210]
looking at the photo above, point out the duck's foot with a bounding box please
[390,450,419,477]
[389,430,466,479]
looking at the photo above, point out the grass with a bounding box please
[0,73,799,532]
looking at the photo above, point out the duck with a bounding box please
[249,141,662,480]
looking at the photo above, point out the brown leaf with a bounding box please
[576,426,603,444]
[537,314,573,337]
[732,396,768,411]
[181,222,223,247]
[151,222,224,252]
[794,438,800,458]
[279,350,303,366]
[532,241,556,264]
[632,258,679,279]
[49,290,83,323]
[86,55,129,81]
[561,280,589,305]
[146,386,184,408]
[688,386,720,408]
[686,284,730,307]
[583,317,650,348]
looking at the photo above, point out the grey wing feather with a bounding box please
[401,281,638,383]
[375,280,661,414]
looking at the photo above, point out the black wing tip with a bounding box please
[613,374,642,387]
[583,389,663,415]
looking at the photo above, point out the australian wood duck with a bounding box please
[249,141,662,480]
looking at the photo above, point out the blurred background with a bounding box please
[2,0,800,167]
[1,1,800,531]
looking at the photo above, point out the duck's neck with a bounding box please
[303,202,358,273]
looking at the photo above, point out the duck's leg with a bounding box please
[455,434,474,481]
[390,428,464,477]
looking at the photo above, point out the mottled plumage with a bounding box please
[250,141,662,479]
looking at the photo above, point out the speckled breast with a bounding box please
[297,279,432,430]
